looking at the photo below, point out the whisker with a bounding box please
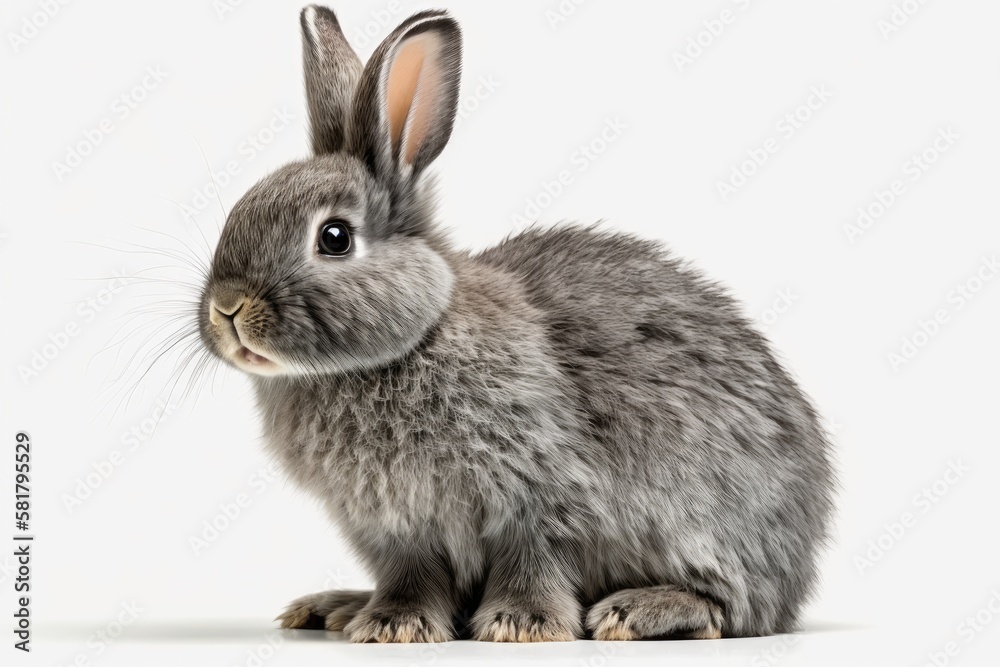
[185,131,230,229]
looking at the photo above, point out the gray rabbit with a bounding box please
[198,5,835,642]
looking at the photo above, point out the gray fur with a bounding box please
[349,10,462,182]
[587,585,725,640]
[198,5,835,642]
[301,6,362,154]
[276,590,371,631]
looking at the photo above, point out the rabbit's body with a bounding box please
[200,5,834,642]
[258,225,832,639]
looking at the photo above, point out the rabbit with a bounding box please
[197,4,835,643]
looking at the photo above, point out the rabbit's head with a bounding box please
[200,6,462,376]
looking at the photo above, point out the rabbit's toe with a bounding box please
[587,586,723,640]
[472,603,578,642]
[276,589,371,630]
[344,604,452,642]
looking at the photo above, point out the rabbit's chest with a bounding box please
[326,429,473,534]
[262,387,477,534]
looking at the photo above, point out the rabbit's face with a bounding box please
[199,154,454,377]
[198,6,462,377]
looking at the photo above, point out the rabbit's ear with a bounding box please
[301,5,363,155]
[350,11,462,183]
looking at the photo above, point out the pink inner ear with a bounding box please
[386,33,442,165]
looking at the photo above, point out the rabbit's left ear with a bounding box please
[301,5,363,155]
[350,11,462,183]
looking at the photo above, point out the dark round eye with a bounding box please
[318,220,352,256]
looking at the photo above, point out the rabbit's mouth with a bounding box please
[205,295,284,375]
[222,339,283,376]
[238,345,275,368]
[227,340,281,375]
[239,346,268,365]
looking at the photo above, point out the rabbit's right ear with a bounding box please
[349,11,462,185]
[301,5,363,155]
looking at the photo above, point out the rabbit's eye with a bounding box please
[318,220,352,256]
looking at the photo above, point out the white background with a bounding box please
[2,0,999,665]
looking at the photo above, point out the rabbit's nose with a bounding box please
[209,296,246,326]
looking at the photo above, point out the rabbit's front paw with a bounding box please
[344,602,452,643]
[472,600,579,642]
[276,590,371,631]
